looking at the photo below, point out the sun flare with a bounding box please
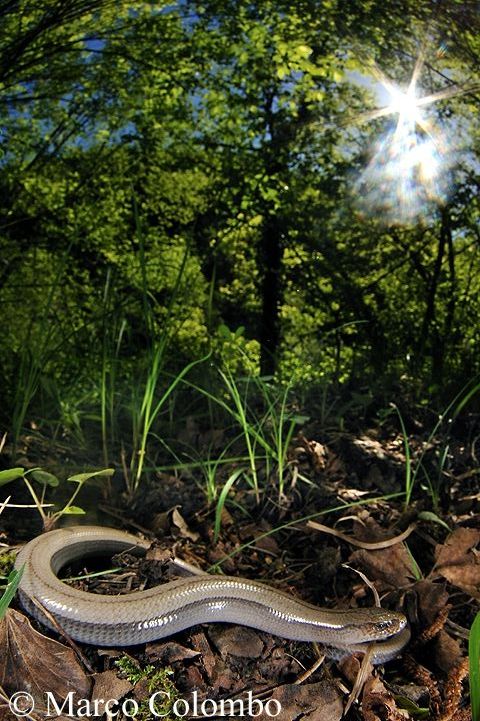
[351,52,461,222]
[388,86,421,125]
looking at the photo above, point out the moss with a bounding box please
[115,656,179,721]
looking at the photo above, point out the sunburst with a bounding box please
[351,51,476,132]
[350,52,475,222]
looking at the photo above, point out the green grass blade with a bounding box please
[470,612,480,721]
[392,405,412,505]
[452,378,480,419]
[0,566,24,620]
[214,468,244,543]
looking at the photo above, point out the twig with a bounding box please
[306,520,416,550]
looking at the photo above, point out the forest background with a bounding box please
[1,0,479,484]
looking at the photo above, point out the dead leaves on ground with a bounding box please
[0,608,90,715]
[4,517,478,720]
[434,527,480,599]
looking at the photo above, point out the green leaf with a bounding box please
[30,470,60,488]
[67,468,114,483]
[217,324,231,339]
[0,468,25,486]
[417,511,451,532]
[292,414,310,424]
[0,567,23,620]
[295,44,312,58]
[404,544,423,581]
[61,506,86,515]
[395,695,430,718]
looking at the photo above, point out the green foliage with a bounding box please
[0,466,113,528]
[392,379,480,508]
[0,550,16,579]
[180,365,307,507]
[0,0,479,497]
[0,468,25,486]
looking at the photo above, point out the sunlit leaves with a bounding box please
[0,0,479,407]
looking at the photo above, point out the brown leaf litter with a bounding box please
[0,608,90,713]
[4,508,480,720]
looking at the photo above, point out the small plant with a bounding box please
[0,466,113,531]
[10,244,80,456]
[0,486,22,620]
[128,351,210,497]
[213,467,245,543]
[0,550,15,579]
[184,366,307,506]
[99,268,126,467]
[99,196,213,497]
[175,438,246,506]
[115,656,178,721]
[392,378,480,508]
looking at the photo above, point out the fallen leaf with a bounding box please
[387,681,430,709]
[171,508,200,541]
[255,681,343,721]
[433,630,463,674]
[190,630,216,680]
[145,641,201,664]
[295,435,328,472]
[434,527,480,598]
[208,626,264,659]
[182,665,205,691]
[349,542,414,588]
[0,609,90,709]
[412,580,449,626]
[251,645,300,687]
[362,675,401,721]
[253,535,280,555]
[145,545,172,563]
[91,670,132,707]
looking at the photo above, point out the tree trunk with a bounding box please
[259,214,282,376]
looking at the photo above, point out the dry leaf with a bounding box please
[433,630,463,674]
[190,630,216,680]
[295,435,328,472]
[0,609,90,709]
[255,681,343,721]
[171,507,200,541]
[349,542,414,588]
[434,527,480,599]
[91,670,132,707]
[362,675,403,721]
[146,641,201,664]
[413,579,450,625]
[208,626,264,659]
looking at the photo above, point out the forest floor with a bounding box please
[0,413,479,721]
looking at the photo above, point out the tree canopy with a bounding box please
[1,0,479,434]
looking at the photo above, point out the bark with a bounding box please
[259,214,282,376]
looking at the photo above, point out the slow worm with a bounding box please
[15,526,410,663]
